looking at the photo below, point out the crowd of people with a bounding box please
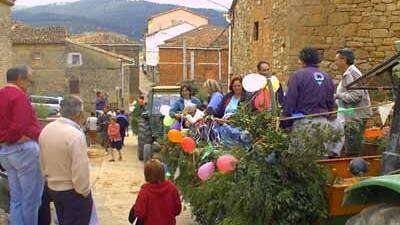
[0,46,371,225]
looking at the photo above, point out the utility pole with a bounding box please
[182,39,187,81]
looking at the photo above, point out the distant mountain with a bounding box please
[12,0,228,41]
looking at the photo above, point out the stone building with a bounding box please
[0,0,14,86]
[230,0,400,82]
[70,32,142,101]
[158,25,228,87]
[12,24,137,112]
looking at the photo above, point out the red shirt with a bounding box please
[0,85,41,144]
[134,180,182,225]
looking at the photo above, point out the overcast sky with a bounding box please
[15,0,233,10]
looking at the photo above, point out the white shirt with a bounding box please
[185,109,204,124]
[86,117,98,131]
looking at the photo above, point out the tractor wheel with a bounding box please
[137,118,152,161]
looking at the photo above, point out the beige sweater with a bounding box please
[39,118,90,197]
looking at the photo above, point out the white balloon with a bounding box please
[160,105,171,116]
[242,73,267,92]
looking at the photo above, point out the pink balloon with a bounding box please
[197,162,215,181]
[217,155,239,173]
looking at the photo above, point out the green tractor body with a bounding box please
[137,86,180,160]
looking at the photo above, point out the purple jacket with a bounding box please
[283,66,335,117]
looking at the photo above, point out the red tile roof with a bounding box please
[11,23,68,44]
[160,25,228,48]
[69,32,137,45]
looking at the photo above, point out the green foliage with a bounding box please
[34,104,51,119]
[164,104,341,225]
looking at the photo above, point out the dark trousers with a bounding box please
[49,189,93,225]
[38,184,52,225]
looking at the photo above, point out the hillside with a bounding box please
[12,0,228,41]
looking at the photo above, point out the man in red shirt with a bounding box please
[0,65,44,225]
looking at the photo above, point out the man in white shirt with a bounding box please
[39,96,92,225]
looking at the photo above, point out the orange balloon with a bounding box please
[181,137,196,153]
[168,129,183,143]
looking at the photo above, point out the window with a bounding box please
[67,53,82,66]
[32,52,41,60]
[253,21,259,41]
[69,79,80,94]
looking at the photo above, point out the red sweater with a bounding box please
[134,180,182,225]
[0,85,41,144]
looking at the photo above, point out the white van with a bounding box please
[30,95,63,116]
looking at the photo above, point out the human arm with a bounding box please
[169,99,182,119]
[5,95,41,143]
[134,189,148,220]
[70,134,91,197]
[282,74,299,117]
[335,72,363,104]
[207,93,223,116]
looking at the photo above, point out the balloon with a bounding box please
[217,154,239,173]
[197,162,215,181]
[181,137,196,153]
[270,76,280,92]
[243,74,267,92]
[163,116,174,127]
[167,129,183,143]
[160,105,171,116]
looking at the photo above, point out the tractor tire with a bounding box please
[137,118,152,161]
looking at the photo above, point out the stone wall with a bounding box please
[231,0,400,83]
[0,2,12,86]
[92,44,141,100]
[12,43,133,112]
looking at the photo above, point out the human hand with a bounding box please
[175,114,182,120]
[17,136,31,143]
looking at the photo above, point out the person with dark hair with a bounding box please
[254,61,285,111]
[169,84,201,119]
[116,110,129,145]
[0,65,44,225]
[335,48,371,155]
[108,117,123,161]
[283,47,335,128]
[131,159,182,225]
[95,91,108,116]
[216,76,248,118]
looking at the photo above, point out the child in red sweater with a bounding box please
[131,159,182,225]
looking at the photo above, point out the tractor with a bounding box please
[137,86,181,160]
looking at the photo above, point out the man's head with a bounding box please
[6,65,33,92]
[335,48,355,72]
[299,47,321,67]
[257,61,271,76]
[60,96,84,125]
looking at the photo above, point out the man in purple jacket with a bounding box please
[283,47,335,119]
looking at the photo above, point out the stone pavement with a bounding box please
[88,135,198,225]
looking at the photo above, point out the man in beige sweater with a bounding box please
[39,96,92,225]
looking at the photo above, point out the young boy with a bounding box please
[132,159,182,225]
[107,117,123,161]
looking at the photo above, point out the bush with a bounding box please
[163,104,341,225]
[34,105,51,119]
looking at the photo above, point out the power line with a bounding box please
[203,0,230,10]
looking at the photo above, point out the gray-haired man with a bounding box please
[39,96,92,225]
[335,48,372,155]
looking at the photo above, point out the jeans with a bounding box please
[49,189,93,225]
[0,141,44,225]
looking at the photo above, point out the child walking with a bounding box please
[130,159,182,225]
[107,117,123,161]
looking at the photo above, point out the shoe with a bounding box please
[109,159,115,162]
